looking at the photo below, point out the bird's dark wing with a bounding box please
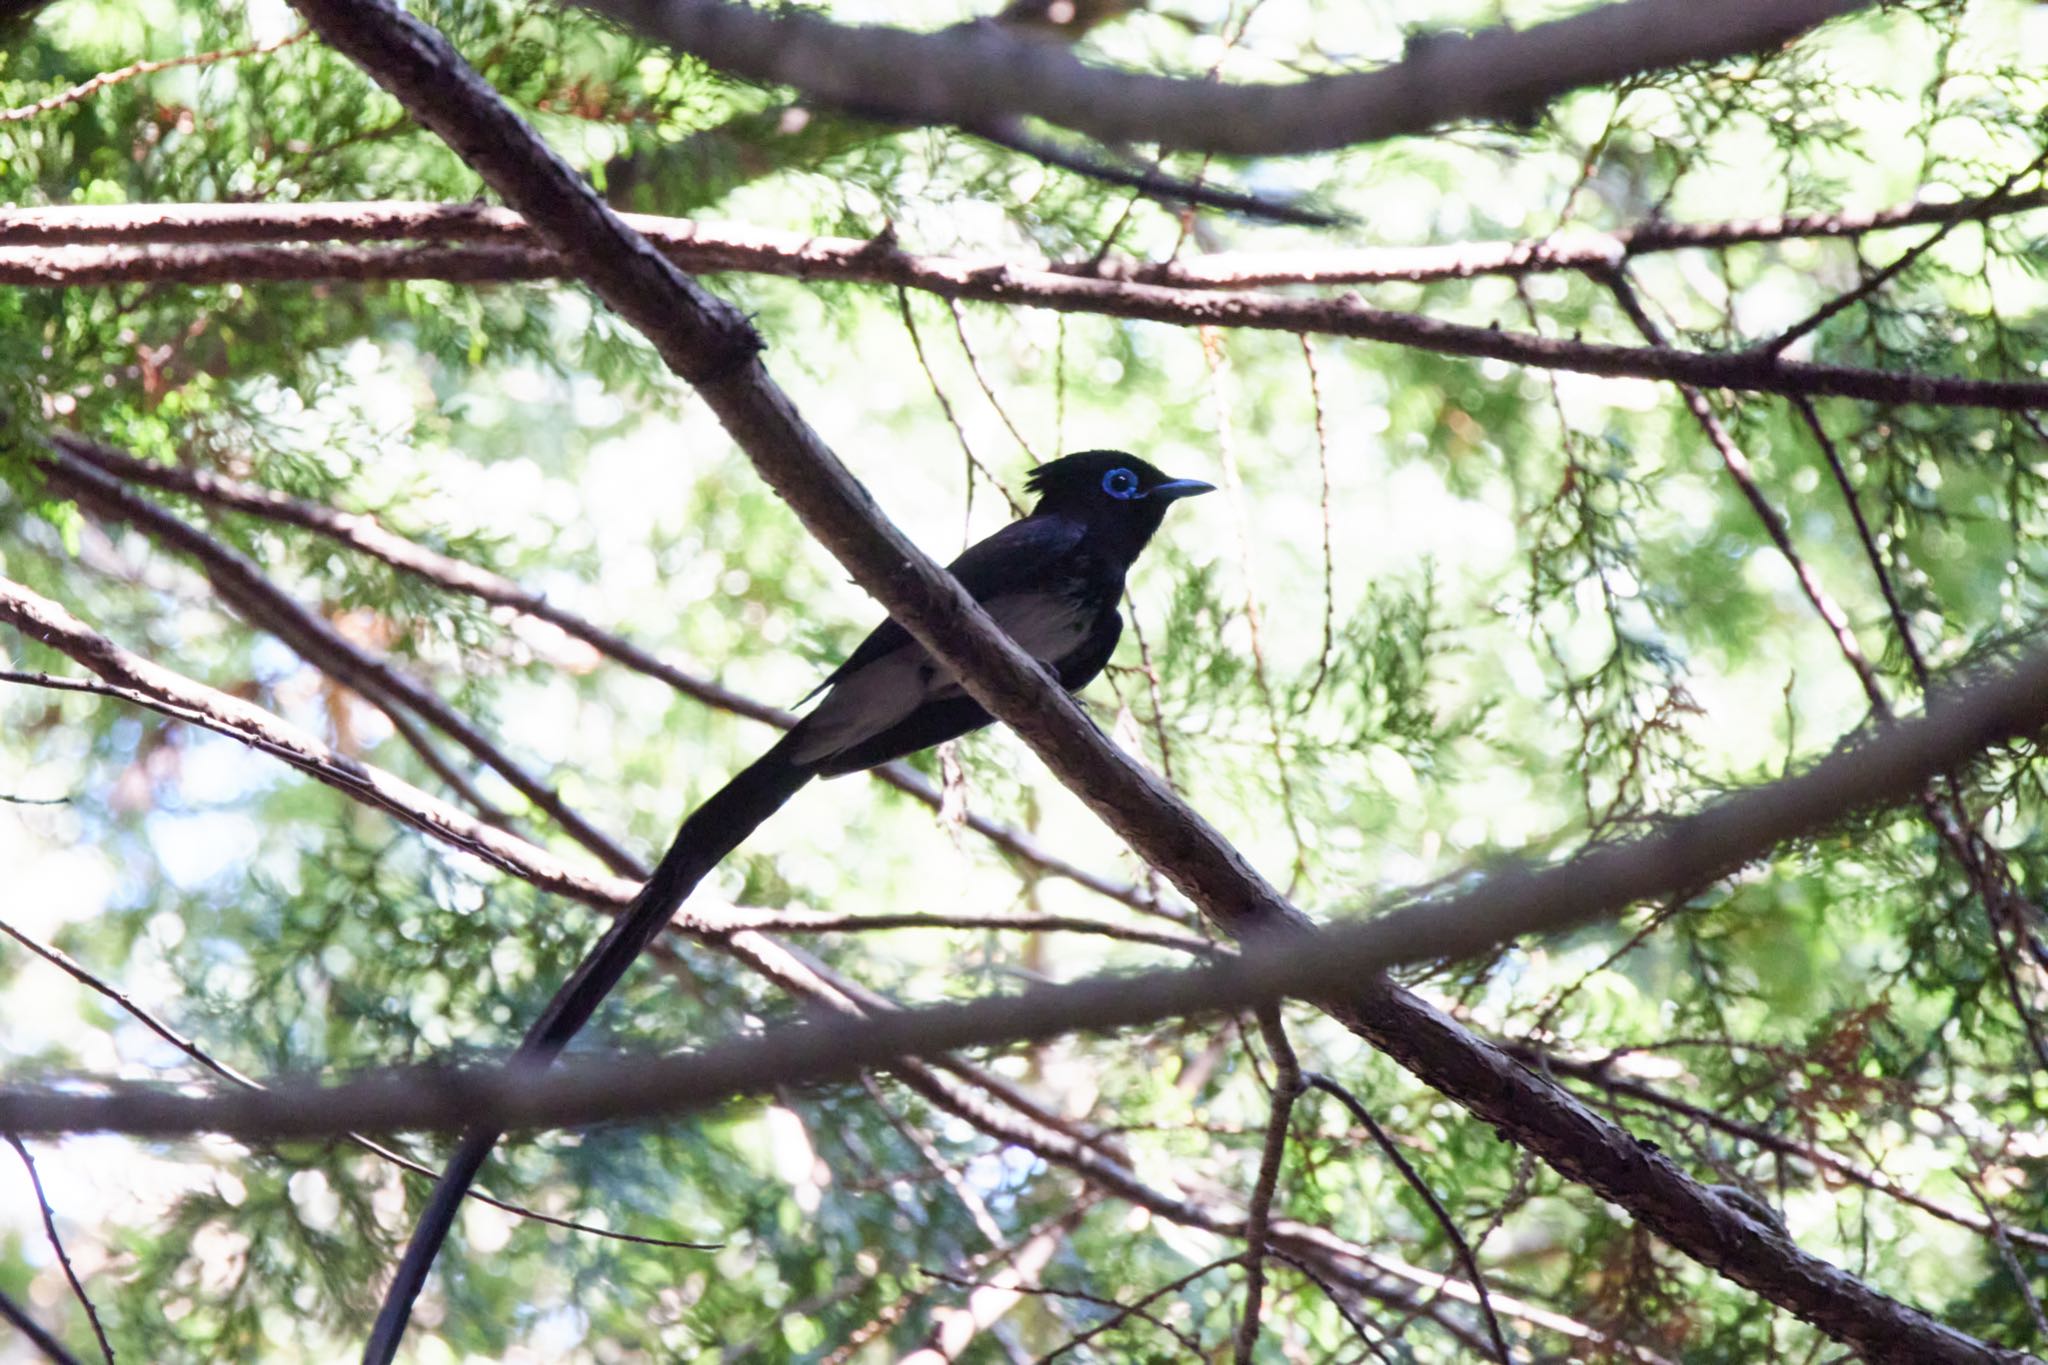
[803,515,1087,697]
[810,606,1122,776]
[790,516,1099,770]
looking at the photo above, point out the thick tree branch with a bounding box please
[579,0,1863,157]
[283,0,2038,1357]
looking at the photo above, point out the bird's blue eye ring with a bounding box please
[1102,467,1141,499]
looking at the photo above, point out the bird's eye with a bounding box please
[1101,467,1141,499]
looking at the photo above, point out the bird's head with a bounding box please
[1024,450,1214,554]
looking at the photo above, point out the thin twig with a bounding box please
[1237,1010,1303,1364]
[1953,1146,2048,1343]
[1603,267,1891,712]
[1037,1256,1234,1362]
[896,286,1023,527]
[1296,334,1339,713]
[1761,150,2048,356]
[861,1075,1005,1246]
[966,115,1338,227]
[1202,327,1309,895]
[1795,399,1932,693]
[4,1137,114,1364]
[1301,1073,1512,1363]
[945,299,1042,466]
[0,29,309,123]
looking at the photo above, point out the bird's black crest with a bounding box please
[1025,449,1159,497]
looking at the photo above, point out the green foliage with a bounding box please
[4,0,2048,1360]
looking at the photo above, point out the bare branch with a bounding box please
[5,1137,113,1364]
[579,0,1864,157]
[0,1286,85,1365]
[1235,1011,1302,1365]
[1300,1074,1509,1364]
[15,231,2048,410]
[0,28,308,123]
[42,449,642,875]
[10,189,2048,283]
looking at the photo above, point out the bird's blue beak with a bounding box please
[1149,478,1217,502]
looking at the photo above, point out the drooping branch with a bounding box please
[577,0,1864,157]
[283,0,2041,1356]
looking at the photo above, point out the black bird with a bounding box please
[366,449,1214,1361]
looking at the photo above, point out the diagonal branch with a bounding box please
[42,448,642,875]
[1300,1072,1510,1363]
[0,1286,84,1365]
[580,0,1863,158]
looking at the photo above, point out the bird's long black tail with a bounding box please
[363,732,816,1365]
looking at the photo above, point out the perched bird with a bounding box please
[366,449,1213,1362]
